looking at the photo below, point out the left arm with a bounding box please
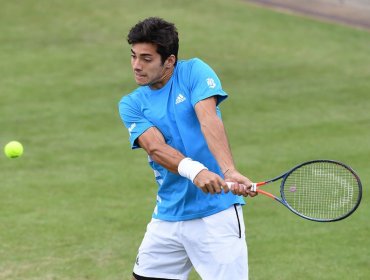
[194,97,256,197]
[195,97,235,174]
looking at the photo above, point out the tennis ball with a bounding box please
[4,141,24,158]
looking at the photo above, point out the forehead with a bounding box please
[131,42,158,56]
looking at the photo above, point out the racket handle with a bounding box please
[225,182,257,192]
[251,183,257,192]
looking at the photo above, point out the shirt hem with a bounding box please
[153,201,246,222]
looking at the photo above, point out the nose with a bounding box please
[132,58,142,71]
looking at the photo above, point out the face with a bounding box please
[130,43,174,89]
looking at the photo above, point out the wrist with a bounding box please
[223,167,236,176]
[178,157,208,183]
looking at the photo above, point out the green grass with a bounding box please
[1,0,369,279]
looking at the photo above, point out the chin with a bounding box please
[136,81,150,86]
[135,78,147,86]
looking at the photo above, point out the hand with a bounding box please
[193,169,225,194]
[223,169,258,198]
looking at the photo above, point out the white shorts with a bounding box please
[133,205,248,280]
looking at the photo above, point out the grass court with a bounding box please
[1,0,369,279]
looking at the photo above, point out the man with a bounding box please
[119,17,257,280]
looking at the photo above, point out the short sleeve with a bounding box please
[188,58,228,107]
[118,96,154,149]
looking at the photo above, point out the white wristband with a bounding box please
[178,157,208,183]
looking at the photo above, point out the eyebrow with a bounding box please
[131,49,153,57]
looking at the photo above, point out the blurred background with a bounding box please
[1,0,369,279]
[247,0,370,29]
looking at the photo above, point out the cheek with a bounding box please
[147,65,163,77]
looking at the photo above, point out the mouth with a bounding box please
[134,73,148,85]
[134,72,146,78]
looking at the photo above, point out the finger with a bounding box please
[230,185,237,195]
[201,186,209,194]
[225,181,253,197]
[248,191,258,197]
[232,182,240,195]
[207,184,215,195]
[240,184,250,197]
[238,184,253,197]
[211,182,223,194]
[214,181,223,194]
[222,182,230,193]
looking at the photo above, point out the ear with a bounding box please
[165,55,176,68]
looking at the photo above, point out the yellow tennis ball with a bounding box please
[4,141,24,158]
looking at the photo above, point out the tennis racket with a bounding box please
[226,159,362,222]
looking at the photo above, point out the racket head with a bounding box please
[280,160,362,222]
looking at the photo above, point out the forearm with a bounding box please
[198,113,256,197]
[194,97,236,174]
[199,115,235,174]
[146,142,184,173]
[137,128,184,173]
[137,127,208,182]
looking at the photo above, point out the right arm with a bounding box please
[137,127,184,174]
[137,127,226,194]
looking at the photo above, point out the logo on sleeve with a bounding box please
[206,78,216,89]
[128,123,136,136]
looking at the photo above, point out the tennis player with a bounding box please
[119,17,257,280]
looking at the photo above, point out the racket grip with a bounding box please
[251,183,257,192]
[225,182,257,192]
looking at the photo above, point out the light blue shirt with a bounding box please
[119,58,244,221]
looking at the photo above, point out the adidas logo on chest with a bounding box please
[175,93,186,104]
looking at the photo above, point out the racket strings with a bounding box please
[283,162,360,220]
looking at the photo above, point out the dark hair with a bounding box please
[127,17,179,65]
